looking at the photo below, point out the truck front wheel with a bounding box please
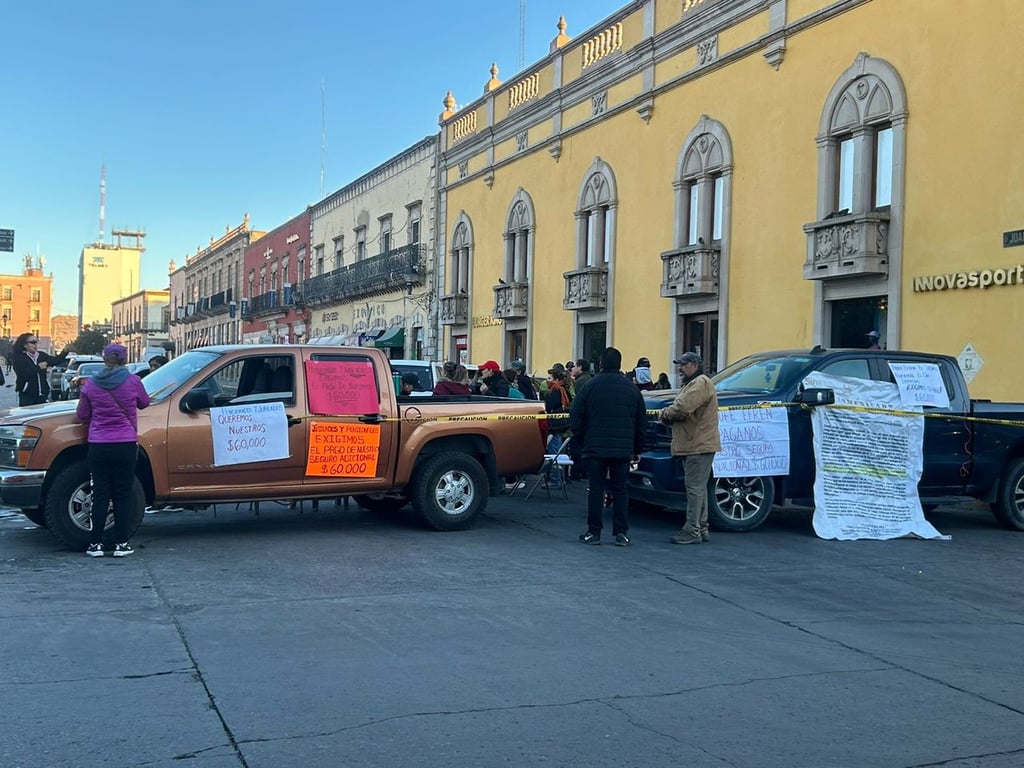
[43,460,146,550]
[410,451,487,531]
[708,475,775,532]
[992,457,1024,531]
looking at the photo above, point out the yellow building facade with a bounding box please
[437,0,1024,398]
[79,229,145,329]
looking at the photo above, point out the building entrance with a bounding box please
[830,297,887,349]
[580,321,606,371]
[682,313,719,374]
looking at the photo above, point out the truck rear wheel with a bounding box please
[410,451,487,531]
[709,475,774,532]
[43,460,146,550]
[992,457,1024,531]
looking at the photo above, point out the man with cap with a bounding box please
[476,359,510,397]
[75,343,150,558]
[866,330,881,350]
[659,351,721,545]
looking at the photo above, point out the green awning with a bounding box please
[374,326,405,348]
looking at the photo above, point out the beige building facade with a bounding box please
[305,136,438,360]
[111,289,171,362]
[79,230,145,329]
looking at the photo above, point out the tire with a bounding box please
[43,460,146,550]
[708,475,775,532]
[22,508,47,527]
[352,493,409,514]
[991,457,1024,530]
[409,451,488,531]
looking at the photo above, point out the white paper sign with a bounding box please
[713,406,790,478]
[804,372,946,541]
[887,362,951,408]
[210,402,290,466]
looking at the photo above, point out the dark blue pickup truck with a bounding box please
[628,347,1024,532]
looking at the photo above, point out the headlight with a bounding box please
[0,425,42,468]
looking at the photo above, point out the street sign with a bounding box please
[0,229,13,253]
[957,342,984,384]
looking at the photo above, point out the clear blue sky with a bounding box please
[1,0,626,317]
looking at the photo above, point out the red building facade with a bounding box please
[241,210,311,343]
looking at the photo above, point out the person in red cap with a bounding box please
[76,343,150,558]
[476,359,510,397]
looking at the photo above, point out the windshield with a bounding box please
[712,355,815,395]
[142,350,222,403]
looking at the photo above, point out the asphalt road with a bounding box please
[2,470,1023,767]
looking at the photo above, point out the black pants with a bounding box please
[18,392,46,406]
[88,442,138,544]
[586,457,630,536]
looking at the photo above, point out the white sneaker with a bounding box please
[85,543,104,558]
[113,542,134,557]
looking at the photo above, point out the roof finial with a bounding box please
[439,90,457,123]
[550,15,571,53]
[484,62,502,93]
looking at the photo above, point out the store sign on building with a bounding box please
[1003,229,1024,248]
[912,265,1024,292]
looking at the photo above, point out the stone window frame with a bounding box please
[503,189,536,284]
[449,212,473,295]
[673,115,733,249]
[815,53,907,222]
[378,214,393,255]
[574,158,618,269]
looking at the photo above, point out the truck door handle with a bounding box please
[359,413,385,424]
[287,416,302,427]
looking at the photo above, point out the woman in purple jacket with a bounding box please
[76,343,150,557]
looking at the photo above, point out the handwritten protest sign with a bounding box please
[305,359,380,415]
[305,421,381,477]
[804,371,946,541]
[713,406,790,478]
[210,402,289,466]
[887,362,951,408]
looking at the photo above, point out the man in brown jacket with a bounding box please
[660,351,722,544]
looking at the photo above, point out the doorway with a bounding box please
[830,297,887,349]
[580,321,606,371]
[507,329,526,365]
[682,313,719,374]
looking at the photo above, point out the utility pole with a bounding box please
[519,0,526,70]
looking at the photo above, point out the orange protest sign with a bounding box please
[305,421,381,477]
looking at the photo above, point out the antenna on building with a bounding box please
[99,162,106,244]
[320,79,326,200]
[519,0,526,70]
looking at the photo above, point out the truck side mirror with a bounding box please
[180,388,214,413]
[796,387,835,406]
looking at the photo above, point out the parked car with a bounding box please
[390,359,480,392]
[628,347,1024,533]
[56,354,103,400]
[66,362,106,399]
[0,345,547,548]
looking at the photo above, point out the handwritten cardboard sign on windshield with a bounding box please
[887,363,951,408]
[305,360,380,415]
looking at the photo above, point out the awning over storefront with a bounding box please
[374,326,405,349]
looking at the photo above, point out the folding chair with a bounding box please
[524,437,574,502]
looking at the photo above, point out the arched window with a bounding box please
[816,53,907,220]
[503,189,535,283]
[449,214,473,295]
[674,116,733,249]
[575,159,618,269]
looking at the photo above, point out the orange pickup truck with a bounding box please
[0,345,547,549]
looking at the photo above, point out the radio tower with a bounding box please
[98,162,106,244]
[519,0,526,70]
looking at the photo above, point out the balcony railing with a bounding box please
[250,290,280,316]
[209,288,233,315]
[802,211,890,280]
[493,281,528,319]
[660,245,720,298]
[563,266,608,311]
[301,244,426,306]
[440,293,469,326]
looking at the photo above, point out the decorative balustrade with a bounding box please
[802,211,890,280]
[301,244,426,306]
[492,282,529,319]
[440,293,469,326]
[660,245,720,297]
[452,110,478,143]
[508,73,539,111]
[563,266,608,310]
[582,23,622,69]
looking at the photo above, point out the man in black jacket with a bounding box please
[568,347,647,546]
